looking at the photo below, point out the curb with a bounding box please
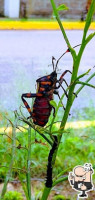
[0,21,95,30]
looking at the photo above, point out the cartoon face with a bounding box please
[74,166,86,182]
[74,165,93,182]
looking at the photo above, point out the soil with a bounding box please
[0,180,95,200]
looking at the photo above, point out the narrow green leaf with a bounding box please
[76,81,95,89]
[53,176,68,187]
[72,73,95,103]
[82,0,95,41]
[57,4,69,12]
[85,32,95,45]
[53,168,70,182]
[75,69,91,81]
[50,100,57,108]
[58,102,63,107]
[19,174,28,200]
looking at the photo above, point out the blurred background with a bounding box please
[0,0,95,113]
[0,0,94,20]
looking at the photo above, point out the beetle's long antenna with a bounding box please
[55,44,81,70]
[52,56,56,71]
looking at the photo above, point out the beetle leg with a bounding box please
[59,70,78,97]
[56,81,77,98]
[57,70,71,95]
[73,92,78,97]
[58,78,69,87]
[56,81,68,98]
[55,71,70,98]
[56,69,77,98]
[59,70,72,81]
[56,70,70,91]
[54,90,65,110]
[21,93,42,119]
[52,105,55,117]
[54,90,71,115]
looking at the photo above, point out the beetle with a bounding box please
[21,45,80,127]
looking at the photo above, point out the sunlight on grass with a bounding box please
[55,120,95,129]
[0,120,95,133]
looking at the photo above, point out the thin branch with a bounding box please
[0,133,13,141]
[75,69,91,81]
[26,126,31,199]
[4,116,14,127]
[75,81,95,89]
[72,72,95,102]
[50,0,76,59]
[82,0,95,42]
[53,168,70,182]
[53,176,68,187]
[18,125,28,130]
[20,117,53,146]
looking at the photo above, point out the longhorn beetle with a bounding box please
[21,44,80,127]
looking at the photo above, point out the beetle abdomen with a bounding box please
[32,97,52,126]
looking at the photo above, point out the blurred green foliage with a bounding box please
[53,195,70,200]
[3,191,23,200]
[0,106,95,181]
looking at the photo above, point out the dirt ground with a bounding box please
[0,180,95,200]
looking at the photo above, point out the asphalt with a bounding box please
[0,30,95,116]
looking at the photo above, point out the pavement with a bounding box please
[0,30,95,115]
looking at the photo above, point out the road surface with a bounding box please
[0,30,95,117]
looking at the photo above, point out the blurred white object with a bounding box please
[4,0,20,18]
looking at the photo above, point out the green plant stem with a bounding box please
[60,68,95,135]
[21,118,53,146]
[50,72,95,134]
[82,0,95,42]
[19,174,29,200]
[41,187,51,200]
[59,25,91,134]
[50,0,70,46]
[41,0,95,199]
[26,126,32,200]
[53,176,68,187]
[50,0,76,59]
[0,117,17,200]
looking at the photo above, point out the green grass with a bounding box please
[0,115,95,178]
[0,17,53,22]
[0,107,95,200]
[0,17,94,22]
[0,106,95,181]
